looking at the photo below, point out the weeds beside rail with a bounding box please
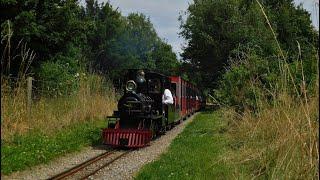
[221,1,319,178]
[1,75,116,143]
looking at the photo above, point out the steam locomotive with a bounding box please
[102,69,205,148]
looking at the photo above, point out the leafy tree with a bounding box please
[152,40,179,75]
[1,0,86,76]
[115,13,159,69]
[1,0,179,88]
[179,0,318,94]
[262,0,318,60]
[84,1,124,76]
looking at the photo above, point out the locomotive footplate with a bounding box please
[102,128,152,148]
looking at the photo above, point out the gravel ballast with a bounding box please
[2,113,198,180]
[1,146,110,180]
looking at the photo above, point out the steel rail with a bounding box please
[81,150,132,179]
[48,150,116,180]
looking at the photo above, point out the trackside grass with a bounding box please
[135,111,233,179]
[1,75,116,175]
[1,119,106,175]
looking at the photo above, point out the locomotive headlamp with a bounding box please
[126,80,137,91]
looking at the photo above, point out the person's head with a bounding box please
[164,82,170,89]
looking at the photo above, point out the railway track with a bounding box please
[48,150,131,180]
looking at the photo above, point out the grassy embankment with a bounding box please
[136,111,234,179]
[221,1,319,177]
[225,89,319,179]
[137,89,318,179]
[1,76,116,175]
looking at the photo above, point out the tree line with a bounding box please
[1,0,179,91]
[1,0,318,101]
[179,0,318,109]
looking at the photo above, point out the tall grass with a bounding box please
[222,1,319,178]
[1,75,116,142]
[225,74,318,178]
[1,20,117,143]
[1,20,117,175]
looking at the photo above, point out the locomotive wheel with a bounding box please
[158,120,166,135]
[160,126,166,135]
[152,120,165,139]
[165,122,170,131]
[149,120,157,139]
[165,123,173,131]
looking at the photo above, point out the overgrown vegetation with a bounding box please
[220,51,319,178]
[1,70,116,174]
[1,75,116,142]
[1,0,180,175]
[225,88,318,178]
[178,0,319,178]
[179,0,318,90]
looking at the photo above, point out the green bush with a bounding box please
[215,47,318,112]
[215,50,276,111]
[37,44,83,97]
[38,61,79,97]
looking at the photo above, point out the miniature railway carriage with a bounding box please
[102,69,204,148]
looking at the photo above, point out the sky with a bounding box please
[95,0,319,59]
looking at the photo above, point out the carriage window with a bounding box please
[171,83,176,96]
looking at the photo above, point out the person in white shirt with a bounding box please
[162,87,174,119]
[162,88,174,105]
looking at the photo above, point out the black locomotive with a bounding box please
[102,69,203,148]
